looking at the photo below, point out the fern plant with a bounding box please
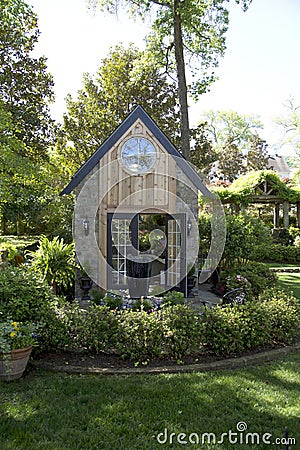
[27,236,77,294]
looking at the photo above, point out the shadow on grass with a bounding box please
[0,354,299,449]
[277,272,300,299]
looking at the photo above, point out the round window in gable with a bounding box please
[120,137,157,174]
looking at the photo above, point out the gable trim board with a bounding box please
[60,105,213,198]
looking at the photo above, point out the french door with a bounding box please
[107,213,187,295]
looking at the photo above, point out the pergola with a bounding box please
[212,171,300,229]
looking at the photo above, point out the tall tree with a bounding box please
[0,0,54,160]
[274,97,300,167]
[0,1,57,234]
[190,122,217,174]
[58,44,180,170]
[88,0,252,160]
[200,110,268,181]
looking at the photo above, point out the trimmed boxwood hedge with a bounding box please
[250,243,300,262]
[39,290,300,361]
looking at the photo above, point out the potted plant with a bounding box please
[187,264,196,295]
[0,319,39,381]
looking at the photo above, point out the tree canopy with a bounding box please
[0,0,54,160]
[274,97,300,167]
[88,0,253,160]
[0,1,70,236]
[199,110,268,181]
[58,44,180,171]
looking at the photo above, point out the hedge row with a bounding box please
[250,243,300,263]
[40,288,300,360]
[1,267,299,361]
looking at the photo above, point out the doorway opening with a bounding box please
[107,212,187,296]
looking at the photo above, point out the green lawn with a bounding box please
[263,262,300,298]
[276,272,300,299]
[0,355,299,449]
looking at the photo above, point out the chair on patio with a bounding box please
[221,288,246,306]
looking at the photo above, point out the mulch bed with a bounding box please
[32,342,295,371]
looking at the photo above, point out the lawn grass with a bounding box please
[0,354,299,449]
[263,262,300,298]
[0,235,40,249]
[263,262,300,270]
[276,272,300,299]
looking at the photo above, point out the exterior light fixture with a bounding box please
[83,218,89,236]
[187,217,192,236]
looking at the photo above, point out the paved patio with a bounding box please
[187,282,221,309]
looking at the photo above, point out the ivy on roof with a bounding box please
[209,170,300,205]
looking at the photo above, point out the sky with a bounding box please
[28,0,300,154]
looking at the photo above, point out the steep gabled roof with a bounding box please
[60,105,213,198]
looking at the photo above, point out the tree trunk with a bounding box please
[173,0,190,161]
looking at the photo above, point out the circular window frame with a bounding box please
[119,136,158,175]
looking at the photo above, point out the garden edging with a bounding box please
[32,342,300,376]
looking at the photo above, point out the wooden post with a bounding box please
[273,203,280,229]
[283,201,289,229]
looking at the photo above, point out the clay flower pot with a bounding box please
[0,346,32,381]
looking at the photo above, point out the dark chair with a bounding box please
[221,288,246,306]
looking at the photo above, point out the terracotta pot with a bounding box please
[0,346,32,381]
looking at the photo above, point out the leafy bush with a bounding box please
[250,243,300,262]
[222,261,277,297]
[0,266,56,322]
[162,290,185,306]
[115,309,165,360]
[90,289,105,305]
[259,288,300,344]
[103,293,123,310]
[76,305,119,353]
[225,274,252,295]
[26,236,77,294]
[33,289,300,360]
[33,298,77,353]
[199,290,299,355]
[132,298,154,312]
[161,305,200,359]
[222,213,272,268]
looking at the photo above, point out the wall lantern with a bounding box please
[187,217,192,236]
[83,218,89,236]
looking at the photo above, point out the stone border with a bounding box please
[32,343,300,376]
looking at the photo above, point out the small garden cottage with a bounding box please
[61,106,213,297]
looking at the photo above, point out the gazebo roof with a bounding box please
[212,170,300,204]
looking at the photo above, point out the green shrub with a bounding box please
[76,305,119,353]
[90,289,105,305]
[222,213,272,268]
[26,236,77,295]
[33,288,300,360]
[250,243,300,262]
[161,305,200,359]
[199,289,300,356]
[103,293,123,310]
[199,305,245,355]
[132,298,154,312]
[259,288,300,344]
[115,309,165,361]
[162,290,185,306]
[0,266,56,322]
[222,261,277,297]
[39,299,79,352]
